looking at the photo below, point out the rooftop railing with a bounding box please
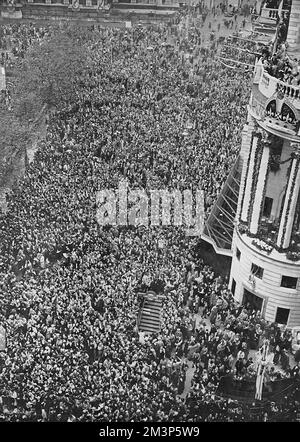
[261,6,290,20]
[257,66,300,104]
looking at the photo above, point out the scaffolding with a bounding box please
[202,156,241,254]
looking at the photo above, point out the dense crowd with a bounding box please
[0,9,299,423]
[0,22,49,64]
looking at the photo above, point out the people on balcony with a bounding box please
[261,46,300,88]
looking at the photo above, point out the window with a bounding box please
[236,248,241,261]
[231,279,236,296]
[243,288,263,312]
[275,307,290,325]
[269,137,283,173]
[263,197,273,218]
[272,137,283,158]
[281,276,298,289]
[251,263,264,279]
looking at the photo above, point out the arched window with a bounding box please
[266,100,276,117]
[266,100,296,124]
[280,103,296,124]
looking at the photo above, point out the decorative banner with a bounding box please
[7,0,15,11]
[72,0,80,10]
[0,325,6,352]
[97,0,105,9]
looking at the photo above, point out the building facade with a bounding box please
[0,0,180,20]
[202,0,300,328]
[229,2,300,327]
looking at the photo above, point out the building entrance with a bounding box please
[243,288,263,312]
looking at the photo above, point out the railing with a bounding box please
[258,68,300,103]
[261,7,290,20]
[26,0,99,6]
[276,81,300,100]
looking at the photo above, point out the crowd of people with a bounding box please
[0,7,299,423]
[0,22,51,108]
[262,47,300,87]
[0,22,50,65]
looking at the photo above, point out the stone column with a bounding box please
[236,120,255,221]
[287,0,300,52]
[249,133,271,234]
[277,145,300,249]
[240,129,262,223]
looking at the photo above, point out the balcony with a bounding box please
[257,217,279,245]
[250,62,300,139]
[257,68,300,105]
[238,218,300,262]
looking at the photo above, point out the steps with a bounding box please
[138,294,163,334]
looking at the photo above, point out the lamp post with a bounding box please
[255,338,272,401]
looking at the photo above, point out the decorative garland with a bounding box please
[255,133,273,231]
[279,156,300,249]
[257,150,270,230]
[277,159,293,226]
[238,220,248,235]
[247,131,263,225]
[286,251,300,261]
[237,134,300,261]
[239,129,254,225]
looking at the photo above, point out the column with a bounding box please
[240,129,262,223]
[236,121,254,221]
[249,133,271,234]
[277,145,300,249]
[287,0,300,51]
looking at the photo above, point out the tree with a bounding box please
[0,105,31,186]
[0,26,91,187]
[14,30,89,112]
